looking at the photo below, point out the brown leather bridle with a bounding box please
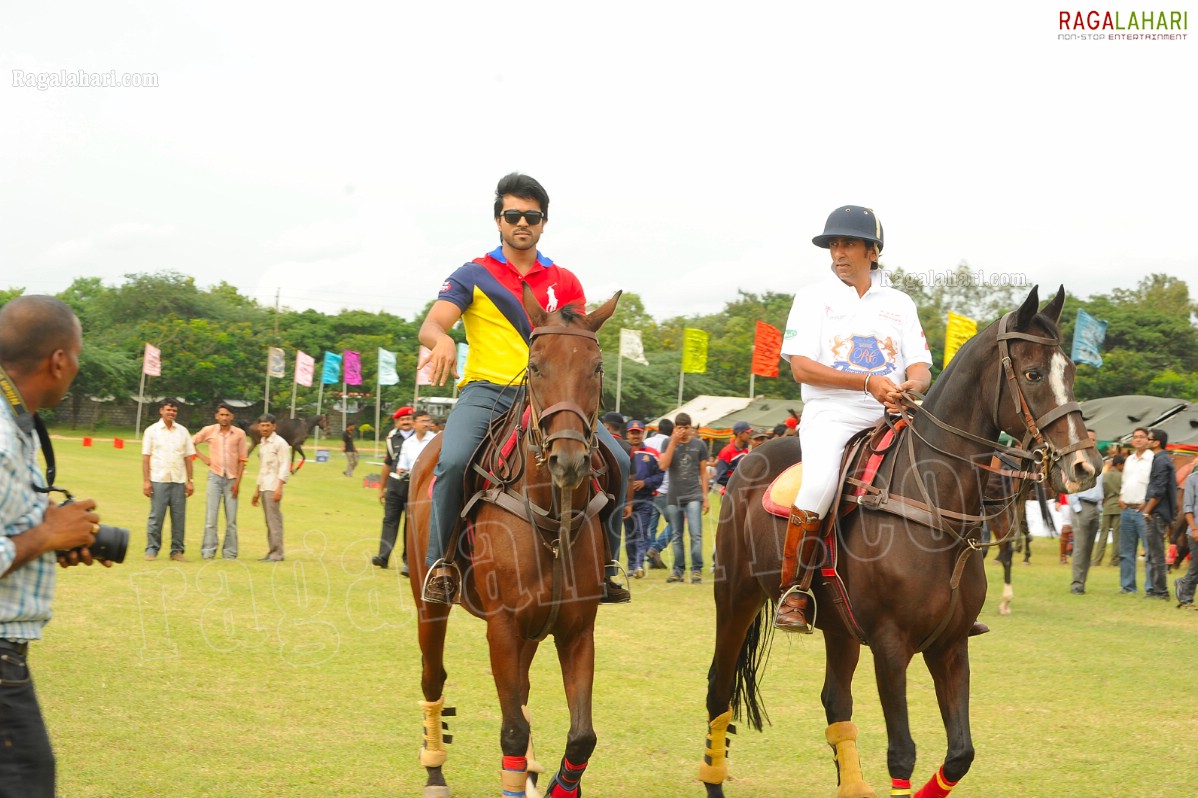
[524,324,603,465]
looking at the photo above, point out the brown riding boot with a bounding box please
[775,509,823,633]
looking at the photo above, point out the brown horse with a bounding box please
[246,413,328,472]
[406,287,621,798]
[699,286,1101,798]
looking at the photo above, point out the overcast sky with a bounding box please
[3,1,1195,324]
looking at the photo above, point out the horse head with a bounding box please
[315,413,329,434]
[990,285,1101,493]
[521,284,621,490]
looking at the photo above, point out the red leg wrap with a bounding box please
[890,776,912,795]
[913,766,958,798]
[503,755,528,772]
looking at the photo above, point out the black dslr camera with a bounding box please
[56,495,129,564]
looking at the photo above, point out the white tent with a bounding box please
[648,395,753,429]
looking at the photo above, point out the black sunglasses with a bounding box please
[500,210,544,225]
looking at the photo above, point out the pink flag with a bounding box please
[143,343,161,376]
[295,350,315,387]
[416,346,435,386]
[343,350,362,385]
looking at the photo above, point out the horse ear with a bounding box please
[522,282,548,327]
[1015,284,1041,329]
[585,291,622,333]
[1041,285,1066,325]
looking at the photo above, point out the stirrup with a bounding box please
[776,584,816,633]
[601,560,632,604]
[421,559,461,605]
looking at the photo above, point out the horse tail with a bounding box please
[728,599,776,732]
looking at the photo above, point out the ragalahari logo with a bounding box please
[1058,9,1189,40]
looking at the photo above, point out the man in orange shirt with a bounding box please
[192,404,248,559]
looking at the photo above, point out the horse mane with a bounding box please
[554,302,586,325]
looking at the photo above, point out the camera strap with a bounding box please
[0,363,59,491]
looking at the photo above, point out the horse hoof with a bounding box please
[837,783,876,798]
[999,603,1011,616]
[423,787,450,798]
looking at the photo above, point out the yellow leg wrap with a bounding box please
[500,766,527,796]
[419,696,449,768]
[698,707,734,785]
[825,721,876,798]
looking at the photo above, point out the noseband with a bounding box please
[525,325,602,464]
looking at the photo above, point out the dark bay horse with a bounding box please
[700,286,1101,798]
[247,414,328,472]
[406,287,621,798]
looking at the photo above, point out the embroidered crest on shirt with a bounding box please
[831,334,898,375]
[545,284,559,312]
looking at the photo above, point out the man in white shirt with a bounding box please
[397,412,438,479]
[775,205,932,632]
[251,413,291,562]
[142,399,195,561]
[1117,427,1154,593]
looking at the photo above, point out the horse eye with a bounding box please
[528,362,541,377]
[1024,369,1042,383]
[594,363,603,376]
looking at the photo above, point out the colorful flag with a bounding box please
[142,343,161,376]
[343,350,362,385]
[619,328,650,366]
[416,346,435,386]
[943,311,978,368]
[267,347,285,378]
[1071,308,1108,368]
[295,351,315,387]
[751,321,782,378]
[377,348,398,386]
[321,351,342,384]
[456,343,469,380]
[682,328,709,374]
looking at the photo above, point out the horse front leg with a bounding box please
[545,623,597,798]
[822,630,875,798]
[871,636,918,797]
[417,604,453,798]
[518,640,546,789]
[914,638,974,798]
[488,617,535,798]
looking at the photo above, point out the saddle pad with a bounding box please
[762,462,803,518]
[852,426,897,499]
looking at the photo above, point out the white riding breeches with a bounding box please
[794,399,885,517]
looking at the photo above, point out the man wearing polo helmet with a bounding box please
[775,205,932,632]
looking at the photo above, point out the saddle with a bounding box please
[762,418,906,645]
[444,400,616,570]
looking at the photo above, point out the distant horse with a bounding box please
[699,286,1101,798]
[247,414,329,472]
[406,286,621,798]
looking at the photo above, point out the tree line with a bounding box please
[3,267,1195,427]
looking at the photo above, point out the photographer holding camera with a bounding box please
[0,295,112,797]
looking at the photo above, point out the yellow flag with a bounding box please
[682,328,709,373]
[943,311,978,368]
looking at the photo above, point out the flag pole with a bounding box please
[135,371,147,437]
[315,381,325,446]
[616,352,623,414]
[264,372,271,415]
[677,367,684,409]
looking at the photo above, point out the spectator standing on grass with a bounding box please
[1,295,109,798]
[191,404,247,559]
[251,413,290,562]
[1066,429,1102,593]
[1118,427,1154,594]
[657,412,709,584]
[644,418,673,569]
[342,423,359,477]
[1142,429,1176,599]
[378,411,436,574]
[1174,463,1198,608]
[1095,455,1124,567]
[624,420,663,578]
[372,406,416,572]
[142,399,195,561]
[713,421,752,493]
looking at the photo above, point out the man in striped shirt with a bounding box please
[1,295,107,798]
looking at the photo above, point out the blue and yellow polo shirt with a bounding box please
[438,246,586,388]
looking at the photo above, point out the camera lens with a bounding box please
[88,525,129,564]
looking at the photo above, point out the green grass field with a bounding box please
[36,429,1198,797]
